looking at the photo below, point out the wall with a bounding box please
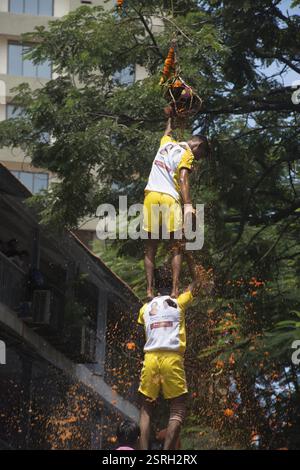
[0,0,8,13]
[0,0,71,17]
[54,0,70,17]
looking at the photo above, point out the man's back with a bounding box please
[138,291,193,354]
[145,136,194,201]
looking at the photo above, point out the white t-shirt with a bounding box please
[145,136,194,201]
[138,291,193,354]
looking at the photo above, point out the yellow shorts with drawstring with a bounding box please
[143,191,182,234]
[138,351,188,400]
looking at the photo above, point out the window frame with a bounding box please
[6,104,50,143]
[11,170,49,194]
[6,103,25,119]
[7,41,52,79]
[9,0,54,17]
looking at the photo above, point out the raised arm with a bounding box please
[184,250,214,297]
[164,116,173,136]
[184,250,201,296]
[174,249,201,310]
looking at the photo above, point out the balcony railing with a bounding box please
[0,251,26,311]
[0,250,97,363]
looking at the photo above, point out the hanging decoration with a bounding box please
[117,0,126,16]
[160,41,202,119]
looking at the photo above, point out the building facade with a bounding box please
[0,0,161,244]
[0,0,123,243]
[0,163,142,449]
[0,1,107,188]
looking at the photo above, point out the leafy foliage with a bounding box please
[0,0,300,449]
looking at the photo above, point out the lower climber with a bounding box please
[137,255,200,450]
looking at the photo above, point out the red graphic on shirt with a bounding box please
[154,160,171,172]
[150,321,173,329]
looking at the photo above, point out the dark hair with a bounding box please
[191,134,211,158]
[116,420,140,446]
[154,266,172,290]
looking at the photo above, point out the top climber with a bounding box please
[143,114,209,299]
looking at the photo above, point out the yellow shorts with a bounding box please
[143,191,182,234]
[138,351,188,400]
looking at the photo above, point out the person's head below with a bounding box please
[116,420,140,450]
[154,266,173,296]
[187,134,210,161]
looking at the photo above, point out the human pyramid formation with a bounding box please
[135,42,212,450]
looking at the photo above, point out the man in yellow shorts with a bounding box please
[138,258,200,450]
[143,115,209,299]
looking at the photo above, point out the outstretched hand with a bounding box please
[164,105,175,118]
[184,250,214,296]
[170,38,177,48]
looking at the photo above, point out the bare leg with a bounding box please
[164,395,186,450]
[170,237,183,298]
[144,238,158,299]
[163,419,181,450]
[139,397,153,450]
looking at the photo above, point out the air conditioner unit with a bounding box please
[80,325,96,362]
[32,290,51,325]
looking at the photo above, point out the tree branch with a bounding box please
[277,56,300,75]
[223,199,300,225]
[134,8,164,60]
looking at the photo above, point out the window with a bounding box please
[7,104,50,142]
[6,104,25,119]
[9,0,53,16]
[113,65,135,86]
[11,171,49,194]
[8,43,52,79]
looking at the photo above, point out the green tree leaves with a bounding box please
[0,1,299,448]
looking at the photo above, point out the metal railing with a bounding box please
[0,251,26,311]
[0,251,98,363]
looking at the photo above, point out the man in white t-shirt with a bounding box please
[143,115,209,299]
[138,258,200,450]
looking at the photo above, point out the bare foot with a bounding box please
[170,289,179,299]
[146,290,154,302]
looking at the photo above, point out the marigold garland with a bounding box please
[117,0,125,15]
[159,46,176,85]
[159,43,202,118]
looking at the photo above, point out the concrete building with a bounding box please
[0,0,139,244]
[0,1,106,186]
[0,0,162,245]
[0,163,142,449]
